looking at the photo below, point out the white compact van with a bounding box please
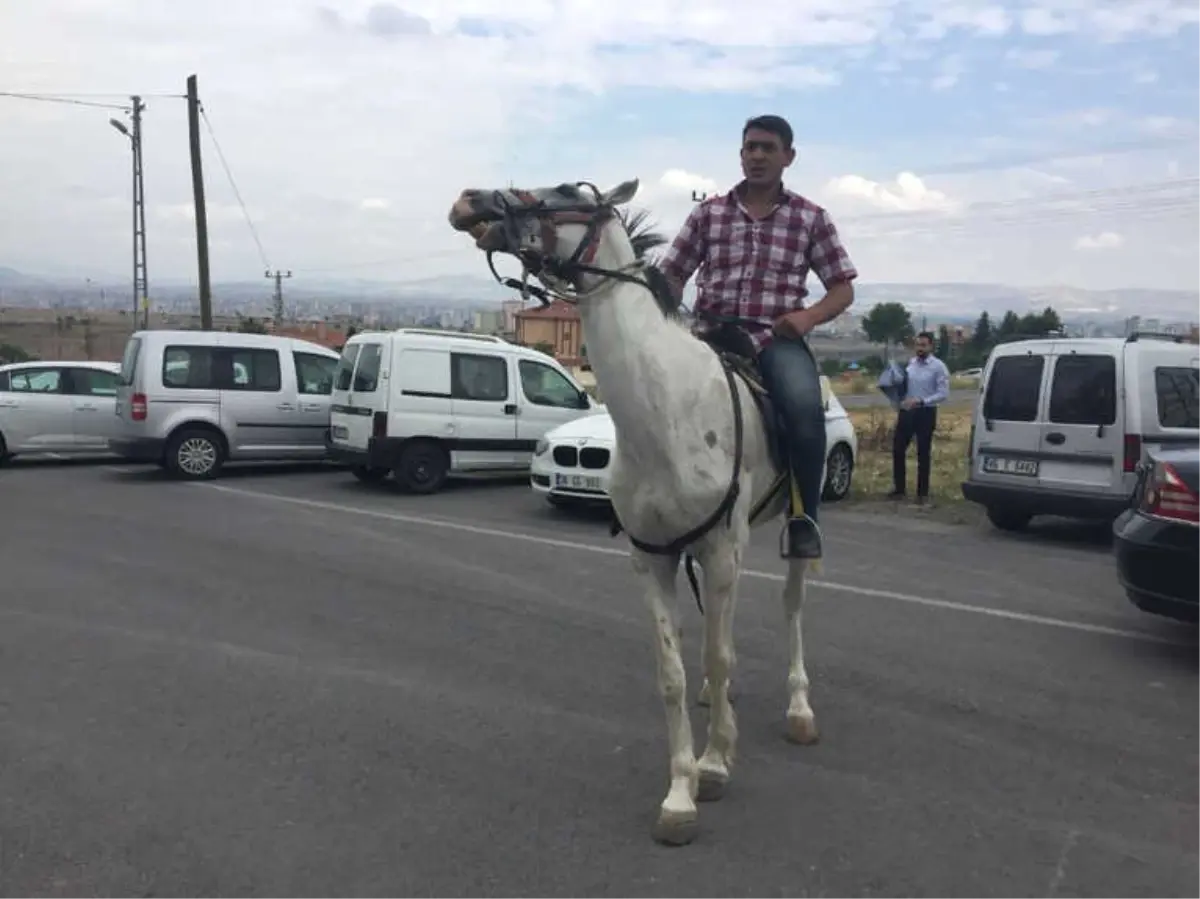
[962,333,1199,531]
[326,328,601,492]
[110,329,341,479]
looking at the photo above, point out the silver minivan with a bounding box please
[962,334,1199,531]
[110,329,341,479]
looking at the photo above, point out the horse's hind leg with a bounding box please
[782,558,818,744]
[631,549,699,846]
[695,543,741,802]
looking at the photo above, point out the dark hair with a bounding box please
[917,331,935,343]
[742,115,794,150]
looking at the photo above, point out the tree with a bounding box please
[995,310,1022,342]
[936,324,952,360]
[237,316,268,334]
[971,311,992,349]
[861,302,915,354]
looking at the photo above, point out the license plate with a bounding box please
[981,455,1039,477]
[332,425,349,440]
[555,473,602,490]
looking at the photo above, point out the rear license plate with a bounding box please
[555,473,602,490]
[981,455,1039,477]
[332,425,349,440]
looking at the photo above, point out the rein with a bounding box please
[482,185,753,616]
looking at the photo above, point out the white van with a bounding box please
[110,329,341,479]
[326,328,600,492]
[962,333,1199,531]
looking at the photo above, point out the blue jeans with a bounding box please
[758,335,826,524]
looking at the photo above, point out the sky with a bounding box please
[1,0,1198,295]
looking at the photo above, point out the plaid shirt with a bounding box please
[659,182,858,352]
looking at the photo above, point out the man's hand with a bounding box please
[773,309,818,339]
[900,397,919,410]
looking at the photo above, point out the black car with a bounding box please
[1113,445,1199,622]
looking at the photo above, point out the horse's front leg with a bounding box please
[631,549,699,846]
[695,541,742,802]
[782,558,819,744]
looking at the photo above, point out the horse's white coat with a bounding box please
[452,180,818,844]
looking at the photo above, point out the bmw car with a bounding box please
[530,375,858,507]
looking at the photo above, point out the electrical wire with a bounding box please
[0,91,130,111]
[197,102,271,271]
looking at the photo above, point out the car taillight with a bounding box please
[1122,433,1141,473]
[131,392,148,421]
[372,411,387,439]
[1140,460,1199,524]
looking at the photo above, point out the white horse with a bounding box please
[448,179,819,846]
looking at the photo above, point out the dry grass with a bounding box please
[846,401,980,521]
[834,372,980,396]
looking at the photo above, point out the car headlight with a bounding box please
[534,438,549,456]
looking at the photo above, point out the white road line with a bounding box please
[194,482,1194,647]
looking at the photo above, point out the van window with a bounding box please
[295,352,338,395]
[334,344,360,391]
[352,344,383,392]
[451,352,508,402]
[519,359,581,408]
[119,337,141,385]
[1048,354,1116,425]
[1155,366,1199,429]
[983,355,1044,422]
[227,349,282,392]
[163,346,215,389]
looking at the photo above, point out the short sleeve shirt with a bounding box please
[659,182,858,352]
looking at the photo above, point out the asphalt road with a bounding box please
[1,460,1196,898]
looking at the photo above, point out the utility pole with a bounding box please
[691,190,708,202]
[265,269,292,327]
[109,95,149,330]
[186,74,213,330]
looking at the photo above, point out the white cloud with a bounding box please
[1004,47,1060,69]
[824,172,958,213]
[359,198,391,211]
[1074,231,1124,251]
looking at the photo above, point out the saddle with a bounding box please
[696,322,785,471]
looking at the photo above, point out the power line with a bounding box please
[197,101,271,270]
[0,91,130,111]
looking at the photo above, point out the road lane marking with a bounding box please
[194,482,1195,647]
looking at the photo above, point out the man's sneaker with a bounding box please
[886,490,905,500]
[781,515,823,559]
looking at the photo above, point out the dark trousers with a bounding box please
[758,336,826,523]
[893,406,937,497]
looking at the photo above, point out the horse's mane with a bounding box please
[615,207,686,321]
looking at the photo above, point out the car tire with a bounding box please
[0,432,8,466]
[821,442,854,502]
[165,427,225,481]
[351,465,389,484]
[986,506,1032,532]
[394,439,449,494]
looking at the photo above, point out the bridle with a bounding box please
[482,181,648,308]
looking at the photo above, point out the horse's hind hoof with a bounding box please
[697,771,727,802]
[652,810,699,846]
[785,713,820,745]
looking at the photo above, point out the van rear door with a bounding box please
[974,348,1050,485]
[329,340,389,451]
[114,335,142,424]
[1037,347,1123,496]
[1137,348,1199,456]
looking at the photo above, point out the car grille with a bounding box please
[553,445,578,467]
[551,444,611,469]
[580,447,610,469]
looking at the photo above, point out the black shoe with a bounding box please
[781,515,823,560]
[886,490,906,500]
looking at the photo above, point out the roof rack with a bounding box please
[1125,330,1187,344]
[394,328,504,344]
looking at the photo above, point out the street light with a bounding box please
[110,97,149,330]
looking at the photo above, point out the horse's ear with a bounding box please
[602,178,639,206]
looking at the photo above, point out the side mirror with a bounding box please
[577,391,590,409]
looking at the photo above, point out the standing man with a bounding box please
[889,331,950,504]
[659,114,858,560]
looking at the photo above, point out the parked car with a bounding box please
[1113,445,1199,622]
[530,375,858,506]
[109,329,341,479]
[962,333,1199,531]
[0,360,124,463]
[326,328,602,493]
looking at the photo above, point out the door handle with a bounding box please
[1046,432,1066,445]
[504,403,518,415]
[276,403,296,411]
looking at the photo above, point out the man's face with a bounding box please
[740,127,795,188]
[915,336,933,358]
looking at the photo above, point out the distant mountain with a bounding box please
[1,265,1196,322]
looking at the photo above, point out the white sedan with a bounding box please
[531,375,858,506]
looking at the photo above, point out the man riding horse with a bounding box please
[659,114,859,560]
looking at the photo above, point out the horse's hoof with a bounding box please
[697,771,728,802]
[785,713,820,745]
[652,810,699,846]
